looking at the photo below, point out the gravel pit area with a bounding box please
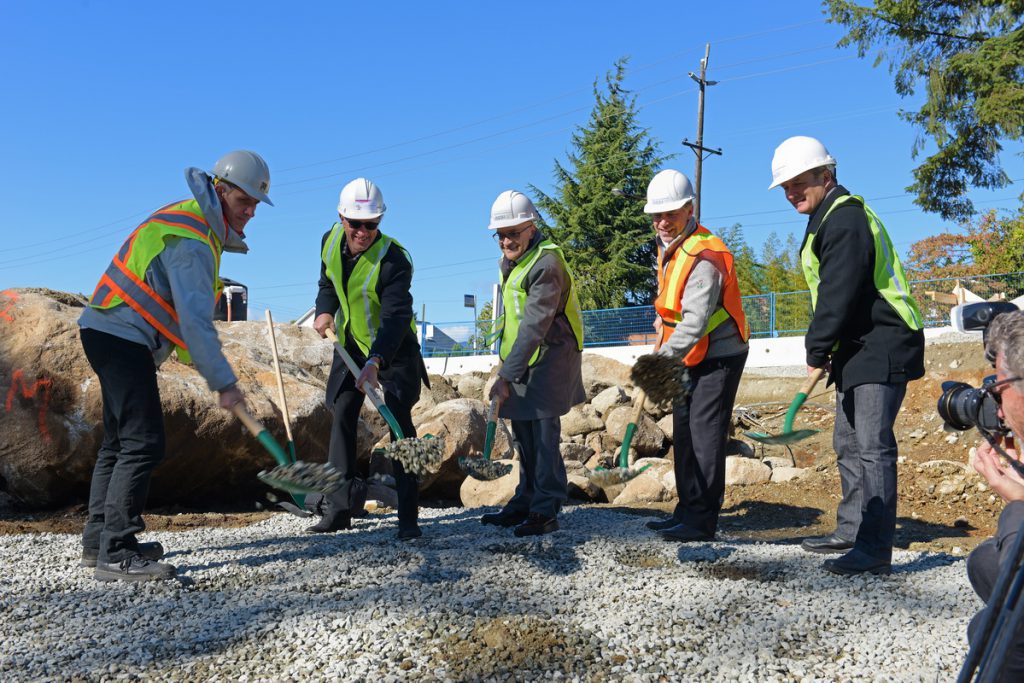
[0,506,978,682]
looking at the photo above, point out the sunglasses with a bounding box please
[346,219,380,231]
[492,226,530,243]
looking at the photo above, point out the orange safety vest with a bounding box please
[89,199,223,353]
[655,225,749,367]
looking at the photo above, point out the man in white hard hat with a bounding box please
[78,150,272,582]
[769,136,925,575]
[640,169,750,543]
[309,178,429,540]
[481,190,585,537]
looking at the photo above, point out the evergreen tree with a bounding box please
[827,1,1024,220]
[531,59,668,310]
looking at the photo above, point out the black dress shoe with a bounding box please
[823,548,892,576]
[397,524,422,541]
[659,523,714,542]
[94,554,176,582]
[305,513,352,534]
[645,517,680,531]
[801,534,854,554]
[481,509,529,528]
[514,513,559,537]
[82,541,164,568]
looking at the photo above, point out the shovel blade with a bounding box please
[257,461,343,495]
[459,456,513,481]
[587,464,651,488]
[744,429,819,445]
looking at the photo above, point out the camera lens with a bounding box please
[937,381,1003,433]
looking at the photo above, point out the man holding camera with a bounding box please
[768,136,925,575]
[965,309,1024,677]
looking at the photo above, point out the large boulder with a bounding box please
[0,288,336,508]
[412,398,511,499]
[612,458,675,504]
[560,404,604,437]
[411,374,461,421]
[459,460,519,507]
[603,405,665,458]
[580,353,632,400]
[725,456,772,485]
[591,385,629,417]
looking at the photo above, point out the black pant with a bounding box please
[325,370,418,527]
[507,417,567,519]
[80,328,165,563]
[671,351,747,536]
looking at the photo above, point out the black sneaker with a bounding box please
[81,541,165,568]
[514,513,559,537]
[480,509,529,528]
[95,554,176,582]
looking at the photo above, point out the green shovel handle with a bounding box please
[325,328,406,440]
[483,398,498,461]
[782,367,825,433]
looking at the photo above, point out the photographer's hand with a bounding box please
[974,438,1024,503]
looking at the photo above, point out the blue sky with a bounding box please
[3,1,1021,330]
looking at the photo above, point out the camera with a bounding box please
[937,301,1020,436]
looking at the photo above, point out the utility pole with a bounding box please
[682,43,722,223]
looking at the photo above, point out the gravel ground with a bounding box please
[0,506,978,682]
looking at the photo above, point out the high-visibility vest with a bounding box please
[801,194,924,330]
[321,224,417,356]
[497,239,584,365]
[655,226,749,367]
[89,198,223,360]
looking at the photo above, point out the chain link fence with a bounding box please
[420,271,1024,357]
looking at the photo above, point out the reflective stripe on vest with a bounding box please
[89,199,223,354]
[801,194,924,331]
[497,240,584,365]
[321,225,417,356]
[655,226,749,367]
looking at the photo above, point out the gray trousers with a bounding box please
[833,381,906,560]
[506,417,567,519]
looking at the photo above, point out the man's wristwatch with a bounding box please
[366,354,383,368]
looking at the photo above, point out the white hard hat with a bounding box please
[212,150,273,206]
[768,136,837,189]
[338,178,386,219]
[488,190,539,230]
[643,169,695,214]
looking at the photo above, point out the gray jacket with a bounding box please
[655,218,748,362]
[497,233,585,420]
[78,168,241,392]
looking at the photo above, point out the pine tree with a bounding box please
[827,1,1024,220]
[530,59,669,310]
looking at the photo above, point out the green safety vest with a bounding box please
[321,225,417,356]
[801,194,924,331]
[89,198,223,362]
[497,239,584,365]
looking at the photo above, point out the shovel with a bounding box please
[232,404,343,495]
[264,310,311,517]
[588,389,652,487]
[459,398,513,481]
[745,367,825,445]
[324,328,444,476]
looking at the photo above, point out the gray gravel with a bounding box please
[0,507,978,682]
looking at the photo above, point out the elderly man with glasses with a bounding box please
[481,190,585,537]
[965,310,1024,678]
[308,177,429,540]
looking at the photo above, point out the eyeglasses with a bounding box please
[346,219,380,232]
[650,209,684,222]
[986,375,1023,403]
[492,226,530,243]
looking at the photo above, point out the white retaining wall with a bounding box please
[423,325,971,377]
